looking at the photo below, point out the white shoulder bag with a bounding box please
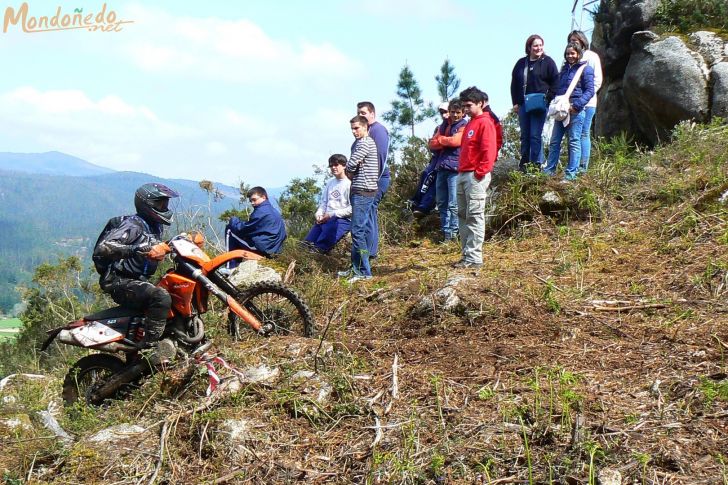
[547,64,587,126]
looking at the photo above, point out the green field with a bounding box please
[0,318,22,342]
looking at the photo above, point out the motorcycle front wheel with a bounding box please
[229,282,315,339]
[62,354,126,406]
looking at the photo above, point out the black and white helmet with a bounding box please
[134,183,179,225]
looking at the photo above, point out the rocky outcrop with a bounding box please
[594,78,639,139]
[623,33,711,144]
[592,0,727,142]
[592,0,660,77]
[711,62,728,119]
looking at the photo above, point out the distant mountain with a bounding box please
[0,151,115,176]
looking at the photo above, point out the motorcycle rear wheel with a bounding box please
[62,354,126,406]
[229,282,315,339]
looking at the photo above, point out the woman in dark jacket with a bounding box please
[542,42,595,181]
[510,34,559,172]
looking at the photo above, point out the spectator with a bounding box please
[431,99,468,241]
[339,115,379,283]
[567,30,603,174]
[356,101,389,259]
[454,87,497,269]
[225,186,286,266]
[409,102,450,218]
[510,34,559,172]
[542,42,595,181]
[302,154,352,253]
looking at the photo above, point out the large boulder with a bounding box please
[711,62,728,119]
[623,33,710,144]
[592,0,660,78]
[689,31,727,67]
[491,157,519,186]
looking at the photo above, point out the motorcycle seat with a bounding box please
[84,306,141,321]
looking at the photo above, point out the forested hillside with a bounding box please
[0,167,244,313]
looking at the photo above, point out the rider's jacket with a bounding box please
[94,215,163,287]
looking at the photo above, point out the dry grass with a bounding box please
[1,123,727,483]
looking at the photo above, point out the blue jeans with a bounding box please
[435,170,458,239]
[518,105,548,169]
[579,106,596,173]
[351,193,377,276]
[543,110,586,180]
[304,216,351,253]
[367,173,389,258]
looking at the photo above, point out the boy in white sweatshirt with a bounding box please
[303,154,352,253]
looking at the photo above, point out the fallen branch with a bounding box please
[148,421,169,485]
[209,467,246,484]
[314,301,346,373]
[534,274,563,292]
[283,260,296,285]
[712,334,728,351]
[384,353,399,415]
[593,303,667,312]
[370,416,383,449]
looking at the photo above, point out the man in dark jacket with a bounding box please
[94,183,178,352]
[226,186,287,265]
[430,99,468,240]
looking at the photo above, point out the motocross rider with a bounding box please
[93,183,178,354]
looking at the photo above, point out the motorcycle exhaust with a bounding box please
[56,329,138,353]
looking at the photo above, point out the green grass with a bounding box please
[0,318,22,342]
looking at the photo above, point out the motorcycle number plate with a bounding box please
[72,322,124,347]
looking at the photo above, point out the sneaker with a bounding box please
[453,260,483,269]
[347,274,372,284]
[412,210,425,219]
[337,268,353,278]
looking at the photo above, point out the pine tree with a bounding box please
[435,59,461,102]
[383,65,437,147]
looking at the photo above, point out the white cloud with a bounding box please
[0,86,355,187]
[0,87,196,172]
[119,5,362,84]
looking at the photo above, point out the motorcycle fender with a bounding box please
[40,319,85,351]
[40,326,64,351]
[202,250,262,274]
[63,322,124,347]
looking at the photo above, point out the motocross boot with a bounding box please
[141,319,176,366]
[146,338,176,366]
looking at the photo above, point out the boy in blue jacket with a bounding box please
[226,186,286,265]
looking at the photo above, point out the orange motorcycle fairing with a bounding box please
[201,249,262,274]
[158,273,208,317]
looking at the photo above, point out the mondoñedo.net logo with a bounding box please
[3,2,133,33]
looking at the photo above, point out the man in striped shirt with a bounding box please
[340,115,378,282]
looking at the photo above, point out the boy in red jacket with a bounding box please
[454,86,497,269]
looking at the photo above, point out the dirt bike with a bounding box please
[41,232,314,405]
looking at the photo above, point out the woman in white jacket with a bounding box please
[568,30,603,174]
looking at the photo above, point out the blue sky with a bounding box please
[0,0,594,188]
